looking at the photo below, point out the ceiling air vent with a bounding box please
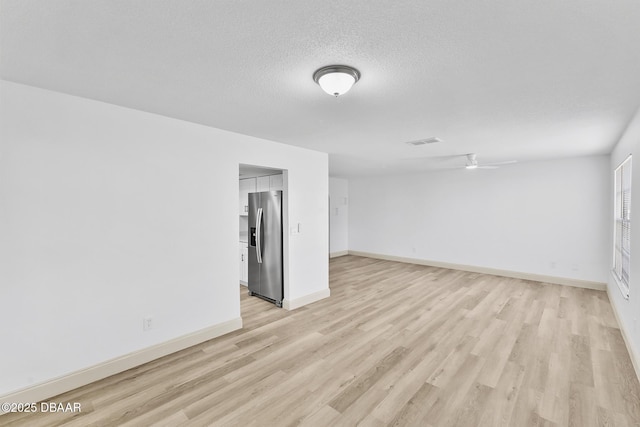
[405,137,442,146]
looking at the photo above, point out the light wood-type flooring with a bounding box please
[2,255,640,426]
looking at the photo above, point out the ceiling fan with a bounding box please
[399,153,517,170]
[461,153,517,170]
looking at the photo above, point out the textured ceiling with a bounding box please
[2,0,640,177]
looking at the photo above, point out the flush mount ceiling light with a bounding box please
[313,65,361,97]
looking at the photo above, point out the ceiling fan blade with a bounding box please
[399,154,464,161]
[481,160,518,167]
[429,166,467,170]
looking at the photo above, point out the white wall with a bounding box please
[0,80,329,396]
[609,107,640,373]
[329,177,349,255]
[349,156,610,283]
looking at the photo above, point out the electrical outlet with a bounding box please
[143,317,153,331]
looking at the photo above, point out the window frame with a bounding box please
[613,154,631,299]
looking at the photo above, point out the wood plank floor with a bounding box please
[2,255,640,426]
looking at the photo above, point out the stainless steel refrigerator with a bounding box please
[248,191,283,307]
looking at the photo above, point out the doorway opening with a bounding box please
[238,164,289,319]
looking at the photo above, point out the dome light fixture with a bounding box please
[313,65,361,97]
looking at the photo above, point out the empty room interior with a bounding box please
[2,1,640,426]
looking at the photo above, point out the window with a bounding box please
[613,155,632,299]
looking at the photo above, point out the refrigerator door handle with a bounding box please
[256,207,263,264]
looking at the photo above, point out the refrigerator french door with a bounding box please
[248,191,283,307]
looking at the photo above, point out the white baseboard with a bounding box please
[606,287,640,383]
[283,288,331,310]
[347,251,606,291]
[1,317,243,404]
[330,250,349,259]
